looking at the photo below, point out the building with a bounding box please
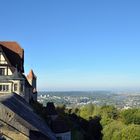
[46,102,71,140]
[0,41,57,140]
[0,41,37,103]
[27,69,37,101]
[0,93,57,140]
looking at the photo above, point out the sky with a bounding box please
[0,0,140,91]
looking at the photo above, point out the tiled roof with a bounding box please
[27,69,37,80]
[0,41,24,72]
[0,93,57,140]
[11,68,25,80]
[0,41,23,58]
[22,74,33,88]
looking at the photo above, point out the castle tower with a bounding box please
[27,69,37,101]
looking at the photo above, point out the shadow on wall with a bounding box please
[29,130,49,140]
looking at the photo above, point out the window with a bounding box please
[6,85,9,91]
[20,83,24,92]
[3,85,9,91]
[0,85,2,91]
[0,85,9,92]
[14,84,18,91]
[0,68,5,75]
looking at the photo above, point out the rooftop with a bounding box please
[0,41,23,58]
[0,93,57,140]
[0,41,24,72]
[27,69,37,80]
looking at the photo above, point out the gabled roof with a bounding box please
[22,74,33,88]
[27,69,37,80]
[0,93,57,140]
[0,41,24,72]
[11,68,25,80]
[0,42,23,58]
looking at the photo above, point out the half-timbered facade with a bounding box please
[0,42,37,102]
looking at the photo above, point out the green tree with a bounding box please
[102,121,125,140]
[79,104,95,120]
[100,105,118,119]
[100,105,119,127]
[121,124,140,140]
[121,109,140,125]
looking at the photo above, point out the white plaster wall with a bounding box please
[8,68,12,75]
[0,54,7,64]
[0,54,12,75]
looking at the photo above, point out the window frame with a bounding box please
[14,83,18,91]
[0,68,5,75]
[0,84,9,92]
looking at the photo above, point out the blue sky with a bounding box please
[0,0,140,91]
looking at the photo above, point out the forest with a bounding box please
[32,102,140,140]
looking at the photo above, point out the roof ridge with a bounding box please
[27,69,37,79]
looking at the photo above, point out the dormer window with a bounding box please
[0,68,5,75]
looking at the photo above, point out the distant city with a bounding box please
[38,91,140,109]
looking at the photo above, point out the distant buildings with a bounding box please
[0,42,37,102]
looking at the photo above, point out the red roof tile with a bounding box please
[27,69,37,80]
[0,41,24,72]
[0,41,24,58]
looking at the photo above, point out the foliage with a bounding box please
[102,122,140,140]
[121,109,140,125]
[121,124,140,140]
[102,121,125,140]
[99,105,118,119]
[77,104,140,140]
[99,105,118,127]
[56,104,66,115]
[79,103,95,120]
[31,101,140,140]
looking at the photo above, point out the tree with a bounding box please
[100,105,118,119]
[121,124,140,140]
[121,108,140,125]
[102,121,125,140]
[56,104,66,115]
[100,105,119,127]
[79,104,95,120]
